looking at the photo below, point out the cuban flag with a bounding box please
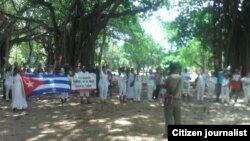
[21,74,71,97]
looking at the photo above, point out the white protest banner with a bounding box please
[71,72,96,91]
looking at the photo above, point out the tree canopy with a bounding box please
[0,0,168,69]
[1,0,250,75]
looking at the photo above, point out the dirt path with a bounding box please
[0,83,250,141]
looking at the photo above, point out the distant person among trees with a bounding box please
[59,66,69,104]
[133,69,142,102]
[147,69,156,101]
[221,73,230,104]
[181,68,191,101]
[153,67,162,100]
[77,66,92,104]
[98,65,109,104]
[241,71,250,104]
[126,68,135,100]
[4,65,13,101]
[107,67,113,97]
[206,72,217,102]
[11,64,28,111]
[33,63,44,74]
[118,67,127,103]
[230,68,241,103]
[195,69,206,103]
[215,68,224,102]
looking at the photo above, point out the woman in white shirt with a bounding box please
[98,66,109,104]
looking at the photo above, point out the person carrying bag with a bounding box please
[162,62,182,139]
[165,79,181,105]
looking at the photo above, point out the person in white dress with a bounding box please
[221,74,230,103]
[196,70,206,103]
[118,67,127,103]
[147,69,156,101]
[11,66,28,111]
[133,69,142,102]
[126,68,135,100]
[206,72,217,101]
[181,68,191,100]
[98,66,109,104]
[241,72,250,104]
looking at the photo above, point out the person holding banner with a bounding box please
[78,66,92,104]
[59,67,69,104]
[11,65,28,111]
[98,65,109,104]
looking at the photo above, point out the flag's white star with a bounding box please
[26,81,34,88]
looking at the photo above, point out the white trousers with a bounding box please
[147,84,155,100]
[80,91,89,97]
[5,84,12,100]
[207,85,215,99]
[196,85,205,101]
[133,83,142,101]
[221,86,230,103]
[99,83,109,100]
[118,83,126,96]
[243,86,250,103]
[61,92,69,99]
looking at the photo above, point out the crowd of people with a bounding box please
[2,60,250,139]
[0,60,116,110]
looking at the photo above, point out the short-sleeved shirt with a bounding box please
[164,74,182,99]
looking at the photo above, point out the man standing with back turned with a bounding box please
[163,62,182,138]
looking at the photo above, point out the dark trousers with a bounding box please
[230,89,240,102]
[152,85,161,100]
[215,83,222,100]
[164,98,181,135]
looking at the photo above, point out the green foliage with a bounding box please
[1,0,169,68]
[9,42,46,68]
[162,0,214,71]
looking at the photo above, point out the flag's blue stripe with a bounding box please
[28,88,70,96]
[43,80,70,85]
[23,74,67,78]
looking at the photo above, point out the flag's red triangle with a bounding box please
[21,76,44,96]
